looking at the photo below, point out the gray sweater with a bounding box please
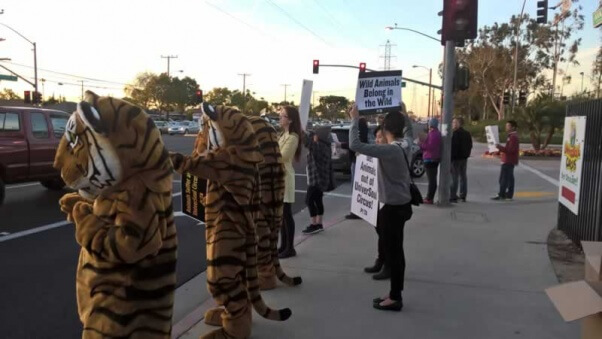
[349,118,412,206]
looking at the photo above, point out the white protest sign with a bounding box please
[355,70,402,115]
[559,116,586,215]
[351,154,379,226]
[298,79,313,131]
[485,125,500,153]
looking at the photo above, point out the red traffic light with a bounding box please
[440,0,478,45]
[195,89,203,104]
[313,59,320,74]
[24,90,31,104]
[359,62,366,73]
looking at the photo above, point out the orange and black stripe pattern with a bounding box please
[171,106,291,339]
[55,92,176,339]
[247,116,302,288]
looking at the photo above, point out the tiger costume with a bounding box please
[53,91,177,339]
[247,116,302,290]
[170,103,291,339]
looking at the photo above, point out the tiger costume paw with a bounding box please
[169,152,185,173]
[72,200,93,222]
[204,307,224,327]
[59,192,89,222]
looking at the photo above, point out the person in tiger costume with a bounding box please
[170,103,291,339]
[53,91,177,339]
[191,115,302,291]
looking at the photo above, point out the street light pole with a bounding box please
[0,23,38,103]
[580,72,584,93]
[385,23,440,43]
[438,40,456,206]
[413,65,433,118]
[511,0,527,116]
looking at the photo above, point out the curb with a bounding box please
[171,215,347,338]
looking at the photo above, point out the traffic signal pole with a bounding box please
[437,40,456,206]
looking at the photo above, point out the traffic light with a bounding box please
[32,91,42,104]
[24,90,31,104]
[440,0,478,46]
[195,89,203,104]
[518,90,527,106]
[359,62,366,73]
[313,59,319,74]
[454,64,470,91]
[537,0,548,24]
[503,91,510,105]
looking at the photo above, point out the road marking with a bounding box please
[173,180,181,183]
[514,191,556,198]
[0,192,186,243]
[0,220,70,243]
[519,163,559,187]
[295,173,307,177]
[6,183,41,189]
[0,232,10,236]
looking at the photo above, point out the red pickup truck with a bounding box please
[0,106,70,204]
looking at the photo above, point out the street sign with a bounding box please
[0,74,18,81]
[355,70,403,115]
[594,7,602,28]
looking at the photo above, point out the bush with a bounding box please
[464,119,563,145]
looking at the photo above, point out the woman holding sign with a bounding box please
[349,105,413,312]
[278,106,303,259]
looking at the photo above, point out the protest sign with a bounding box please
[299,79,313,131]
[355,70,402,115]
[485,125,500,153]
[350,154,379,226]
[559,116,586,215]
[181,171,206,222]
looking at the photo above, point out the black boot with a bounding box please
[364,259,384,273]
[372,265,391,280]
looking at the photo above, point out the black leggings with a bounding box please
[425,161,440,201]
[378,203,412,301]
[305,185,324,217]
[280,203,295,252]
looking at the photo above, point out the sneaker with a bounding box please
[450,198,458,203]
[460,197,467,202]
[345,213,361,220]
[278,248,297,259]
[505,197,513,201]
[423,199,434,205]
[491,196,504,201]
[302,224,323,235]
[372,267,391,280]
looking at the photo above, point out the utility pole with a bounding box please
[380,40,396,70]
[511,0,527,115]
[40,78,45,101]
[79,80,84,101]
[238,73,251,109]
[281,84,291,103]
[438,40,456,206]
[161,55,178,76]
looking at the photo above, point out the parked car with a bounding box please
[330,123,425,178]
[168,120,200,135]
[0,106,70,204]
[154,120,169,134]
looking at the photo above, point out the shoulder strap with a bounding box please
[395,143,415,184]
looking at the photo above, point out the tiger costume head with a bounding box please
[53,91,171,200]
[198,102,263,163]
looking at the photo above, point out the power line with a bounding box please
[264,0,331,46]
[0,61,130,86]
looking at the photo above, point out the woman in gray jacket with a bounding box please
[348,105,413,312]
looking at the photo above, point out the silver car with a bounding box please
[168,121,200,135]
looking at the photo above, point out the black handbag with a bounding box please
[399,144,423,206]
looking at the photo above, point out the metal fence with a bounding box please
[558,99,602,244]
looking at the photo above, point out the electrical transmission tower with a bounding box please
[380,40,396,70]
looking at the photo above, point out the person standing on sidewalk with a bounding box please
[302,127,332,235]
[364,125,391,281]
[345,117,368,220]
[278,106,303,258]
[492,120,519,201]
[420,118,441,204]
[450,117,473,203]
[349,105,413,312]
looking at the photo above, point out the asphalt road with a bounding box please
[0,133,341,339]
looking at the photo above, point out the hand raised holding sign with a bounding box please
[348,104,359,119]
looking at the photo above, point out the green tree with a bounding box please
[205,87,233,106]
[125,72,155,108]
[515,94,565,150]
[0,88,21,100]
[592,45,602,98]
[316,95,349,121]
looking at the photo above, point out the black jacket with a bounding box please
[451,127,473,160]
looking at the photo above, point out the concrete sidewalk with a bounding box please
[175,149,575,339]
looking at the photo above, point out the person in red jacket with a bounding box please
[492,120,519,201]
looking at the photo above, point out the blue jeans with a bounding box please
[451,159,468,200]
[498,163,515,199]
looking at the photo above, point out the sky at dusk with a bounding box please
[0,0,600,116]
